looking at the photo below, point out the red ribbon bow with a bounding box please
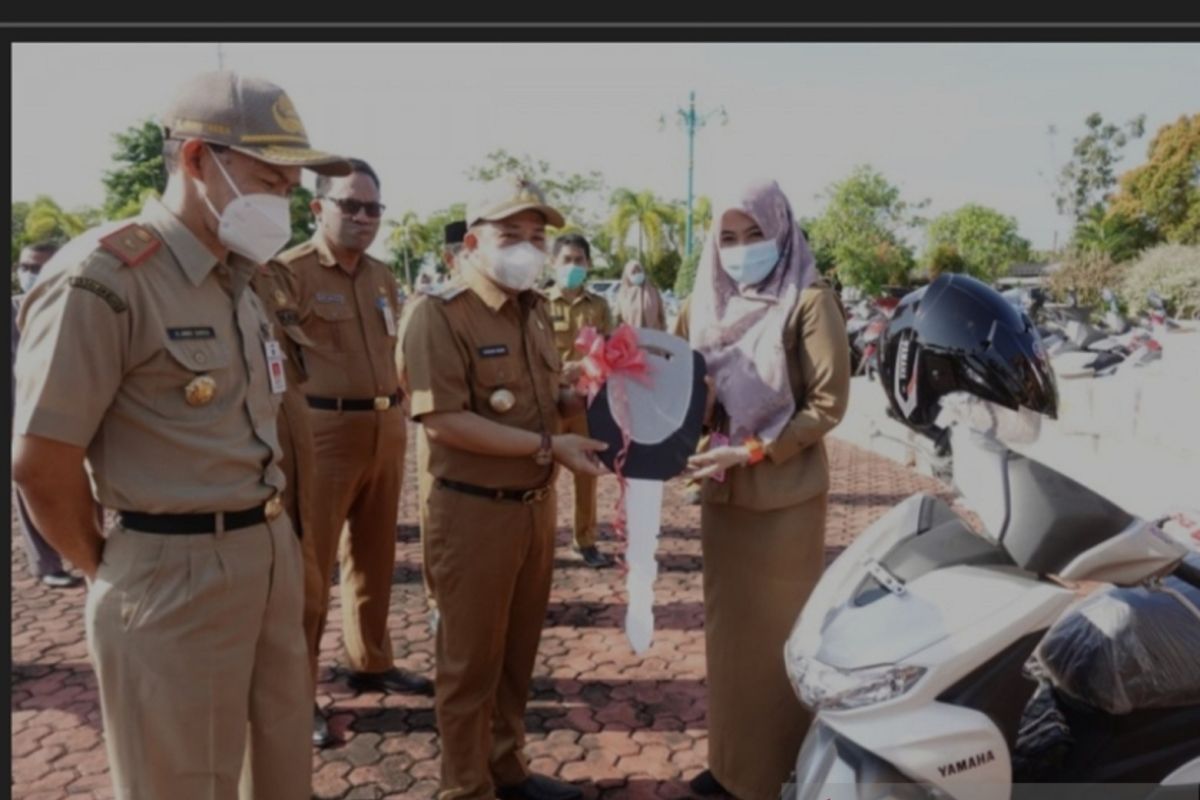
[572,324,653,571]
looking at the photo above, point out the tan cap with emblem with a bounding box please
[466,175,565,229]
[161,70,350,176]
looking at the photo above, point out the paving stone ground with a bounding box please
[11,432,958,800]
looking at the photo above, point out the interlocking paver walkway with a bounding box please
[11,433,956,799]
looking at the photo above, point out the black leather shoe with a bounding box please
[689,769,729,796]
[312,704,334,748]
[575,545,612,569]
[346,667,434,696]
[40,571,82,588]
[497,773,583,800]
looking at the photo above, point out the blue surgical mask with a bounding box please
[631,272,645,287]
[719,240,780,286]
[556,263,587,290]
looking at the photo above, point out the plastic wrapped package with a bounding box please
[1034,561,1200,715]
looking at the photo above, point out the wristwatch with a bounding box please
[533,431,554,466]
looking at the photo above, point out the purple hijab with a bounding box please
[688,179,817,442]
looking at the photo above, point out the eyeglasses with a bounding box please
[320,196,386,218]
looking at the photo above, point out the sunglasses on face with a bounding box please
[321,196,386,218]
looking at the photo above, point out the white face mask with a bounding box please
[201,146,292,264]
[719,239,780,286]
[481,240,546,292]
[17,268,39,293]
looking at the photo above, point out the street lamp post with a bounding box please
[661,91,727,260]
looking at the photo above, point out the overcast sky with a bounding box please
[12,42,1199,258]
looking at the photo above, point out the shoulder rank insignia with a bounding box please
[98,224,161,267]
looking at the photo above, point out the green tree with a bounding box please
[807,165,928,296]
[465,149,606,231]
[926,243,967,278]
[102,120,167,220]
[923,204,1032,282]
[386,210,429,288]
[288,187,316,248]
[607,188,675,265]
[1109,113,1200,245]
[1071,206,1156,263]
[22,196,99,245]
[674,251,701,297]
[1052,112,1146,223]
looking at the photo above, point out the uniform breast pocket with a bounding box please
[472,355,523,416]
[310,302,357,352]
[151,336,234,422]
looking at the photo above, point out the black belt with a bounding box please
[119,497,283,535]
[306,392,401,412]
[436,478,552,505]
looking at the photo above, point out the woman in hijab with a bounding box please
[615,259,667,330]
[675,178,851,800]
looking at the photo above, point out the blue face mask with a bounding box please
[719,239,780,286]
[556,263,587,290]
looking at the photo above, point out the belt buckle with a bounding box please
[373,395,390,411]
[264,496,284,521]
[521,487,546,505]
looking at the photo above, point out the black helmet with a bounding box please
[878,273,1058,438]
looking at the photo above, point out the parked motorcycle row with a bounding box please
[791,275,1200,799]
[845,286,1193,384]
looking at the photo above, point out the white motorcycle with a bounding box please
[781,397,1200,800]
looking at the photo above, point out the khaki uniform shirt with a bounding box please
[277,237,401,399]
[401,266,562,490]
[547,287,612,363]
[14,197,285,512]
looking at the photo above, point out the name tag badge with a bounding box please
[478,344,510,358]
[378,297,397,336]
[264,339,287,394]
[167,326,216,340]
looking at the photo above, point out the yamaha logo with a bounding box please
[937,749,996,777]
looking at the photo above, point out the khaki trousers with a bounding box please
[303,404,406,677]
[85,513,310,800]
[426,480,557,800]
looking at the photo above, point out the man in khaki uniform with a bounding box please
[401,176,608,800]
[546,233,613,568]
[247,260,330,745]
[279,158,433,736]
[12,70,349,800]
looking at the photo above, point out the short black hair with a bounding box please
[316,158,380,196]
[24,240,60,256]
[552,233,591,262]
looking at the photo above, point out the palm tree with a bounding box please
[23,195,95,244]
[387,211,425,288]
[608,188,674,264]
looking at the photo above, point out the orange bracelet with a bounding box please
[744,436,765,465]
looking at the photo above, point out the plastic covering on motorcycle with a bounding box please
[1034,559,1200,715]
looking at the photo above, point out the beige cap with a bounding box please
[161,71,350,176]
[466,175,565,229]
